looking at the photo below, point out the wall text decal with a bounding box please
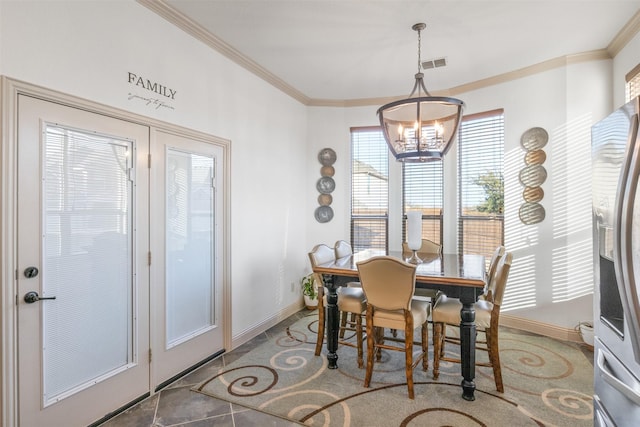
[127,72,176,111]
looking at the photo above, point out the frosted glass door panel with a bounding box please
[166,149,215,347]
[42,125,134,405]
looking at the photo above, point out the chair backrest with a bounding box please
[487,246,506,285]
[357,256,417,311]
[308,244,336,294]
[402,239,442,258]
[308,243,335,268]
[334,240,353,259]
[491,252,513,307]
[484,246,506,300]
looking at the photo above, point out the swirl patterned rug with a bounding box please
[194,312,593,426]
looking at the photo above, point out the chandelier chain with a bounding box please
[417,27,422,73]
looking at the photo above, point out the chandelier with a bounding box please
[377,23,464,162]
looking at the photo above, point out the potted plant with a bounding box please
[301,274,318,310]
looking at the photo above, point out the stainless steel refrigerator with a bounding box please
[592,96,640,426]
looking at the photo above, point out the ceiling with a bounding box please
[147,0,640,104]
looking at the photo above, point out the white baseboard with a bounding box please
[500,314,583,343]
[231,301,304,350]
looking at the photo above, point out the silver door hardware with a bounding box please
[23,266,39,278]
[23,291,56,304]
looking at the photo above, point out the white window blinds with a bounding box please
[402,162,443,244]
[626,63,640,102]
[350,127,389,251]
[457,110,505,259]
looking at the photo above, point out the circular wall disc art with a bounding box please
[523,186,544,202]
[520,127,549,151]
[519,127,548,225]
[320,165,335,177]
[519,202,546,225]
[314,206,334,223]
[525,149,547,165]
[318,193,333,206]
[318,148,337,166]
[519,164,547,187]
[316,176,335,194]
[315,148,337,222]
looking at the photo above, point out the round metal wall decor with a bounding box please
[318,148,337,166]
[520,127,549,151]
[320,165,335,177]
[314,206,334,223]
[519,202,545,225]
[523,186,544,202]
[318,193,333,206]
[519,164,547,187]
[315,148,337,222]
[525,149,546,165]
[519,127,548,225]
[316,176,335,194]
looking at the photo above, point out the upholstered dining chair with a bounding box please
[432,251,513,392]
[334,240,363,338]
[401,238,442,258]
[334,239,354,259]
[401,239,443,302]
[308,244,367,368]
[481,245,506,302]
[357,256,431,399]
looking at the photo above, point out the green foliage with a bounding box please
[474,171,504,214]
[301,274,317,300]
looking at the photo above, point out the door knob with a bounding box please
[23,291,56,304]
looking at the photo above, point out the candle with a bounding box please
[407,211,422,251]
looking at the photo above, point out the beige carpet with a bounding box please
[195,312,593,426]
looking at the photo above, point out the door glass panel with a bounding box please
[43,124,134,405]
[166,149,215,347]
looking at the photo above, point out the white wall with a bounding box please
[0,1,309,339]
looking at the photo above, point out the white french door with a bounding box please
[150,130,224,387]
[17,95,150,426]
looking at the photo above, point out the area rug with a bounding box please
[194,312,593,426]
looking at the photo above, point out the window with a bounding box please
[402,162,443,244]
[457,110,505,259]
[626,63,640,102]
[350,127,389,251]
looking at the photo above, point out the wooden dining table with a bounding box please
[311,249,487,401]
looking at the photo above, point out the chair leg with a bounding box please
[486,327,504,392]
[356,313,364,369]
[364,309,375,388]
[433,322,442,380]
[375,327,384,361]
[315,305,325,356]
[421,322,428,371]
[404,321,414,399]
[339,311,348,338]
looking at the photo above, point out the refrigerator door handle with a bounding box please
[598,346,640,406]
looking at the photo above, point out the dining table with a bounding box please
[311,249,487,401]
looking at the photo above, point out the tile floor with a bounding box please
[98,310,307,427]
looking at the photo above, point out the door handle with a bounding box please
[23,291,56,304]
[597,345,640,406]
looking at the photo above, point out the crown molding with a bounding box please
[607,9,640,57]
[140,0,638,108]
[137,0,312,105]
